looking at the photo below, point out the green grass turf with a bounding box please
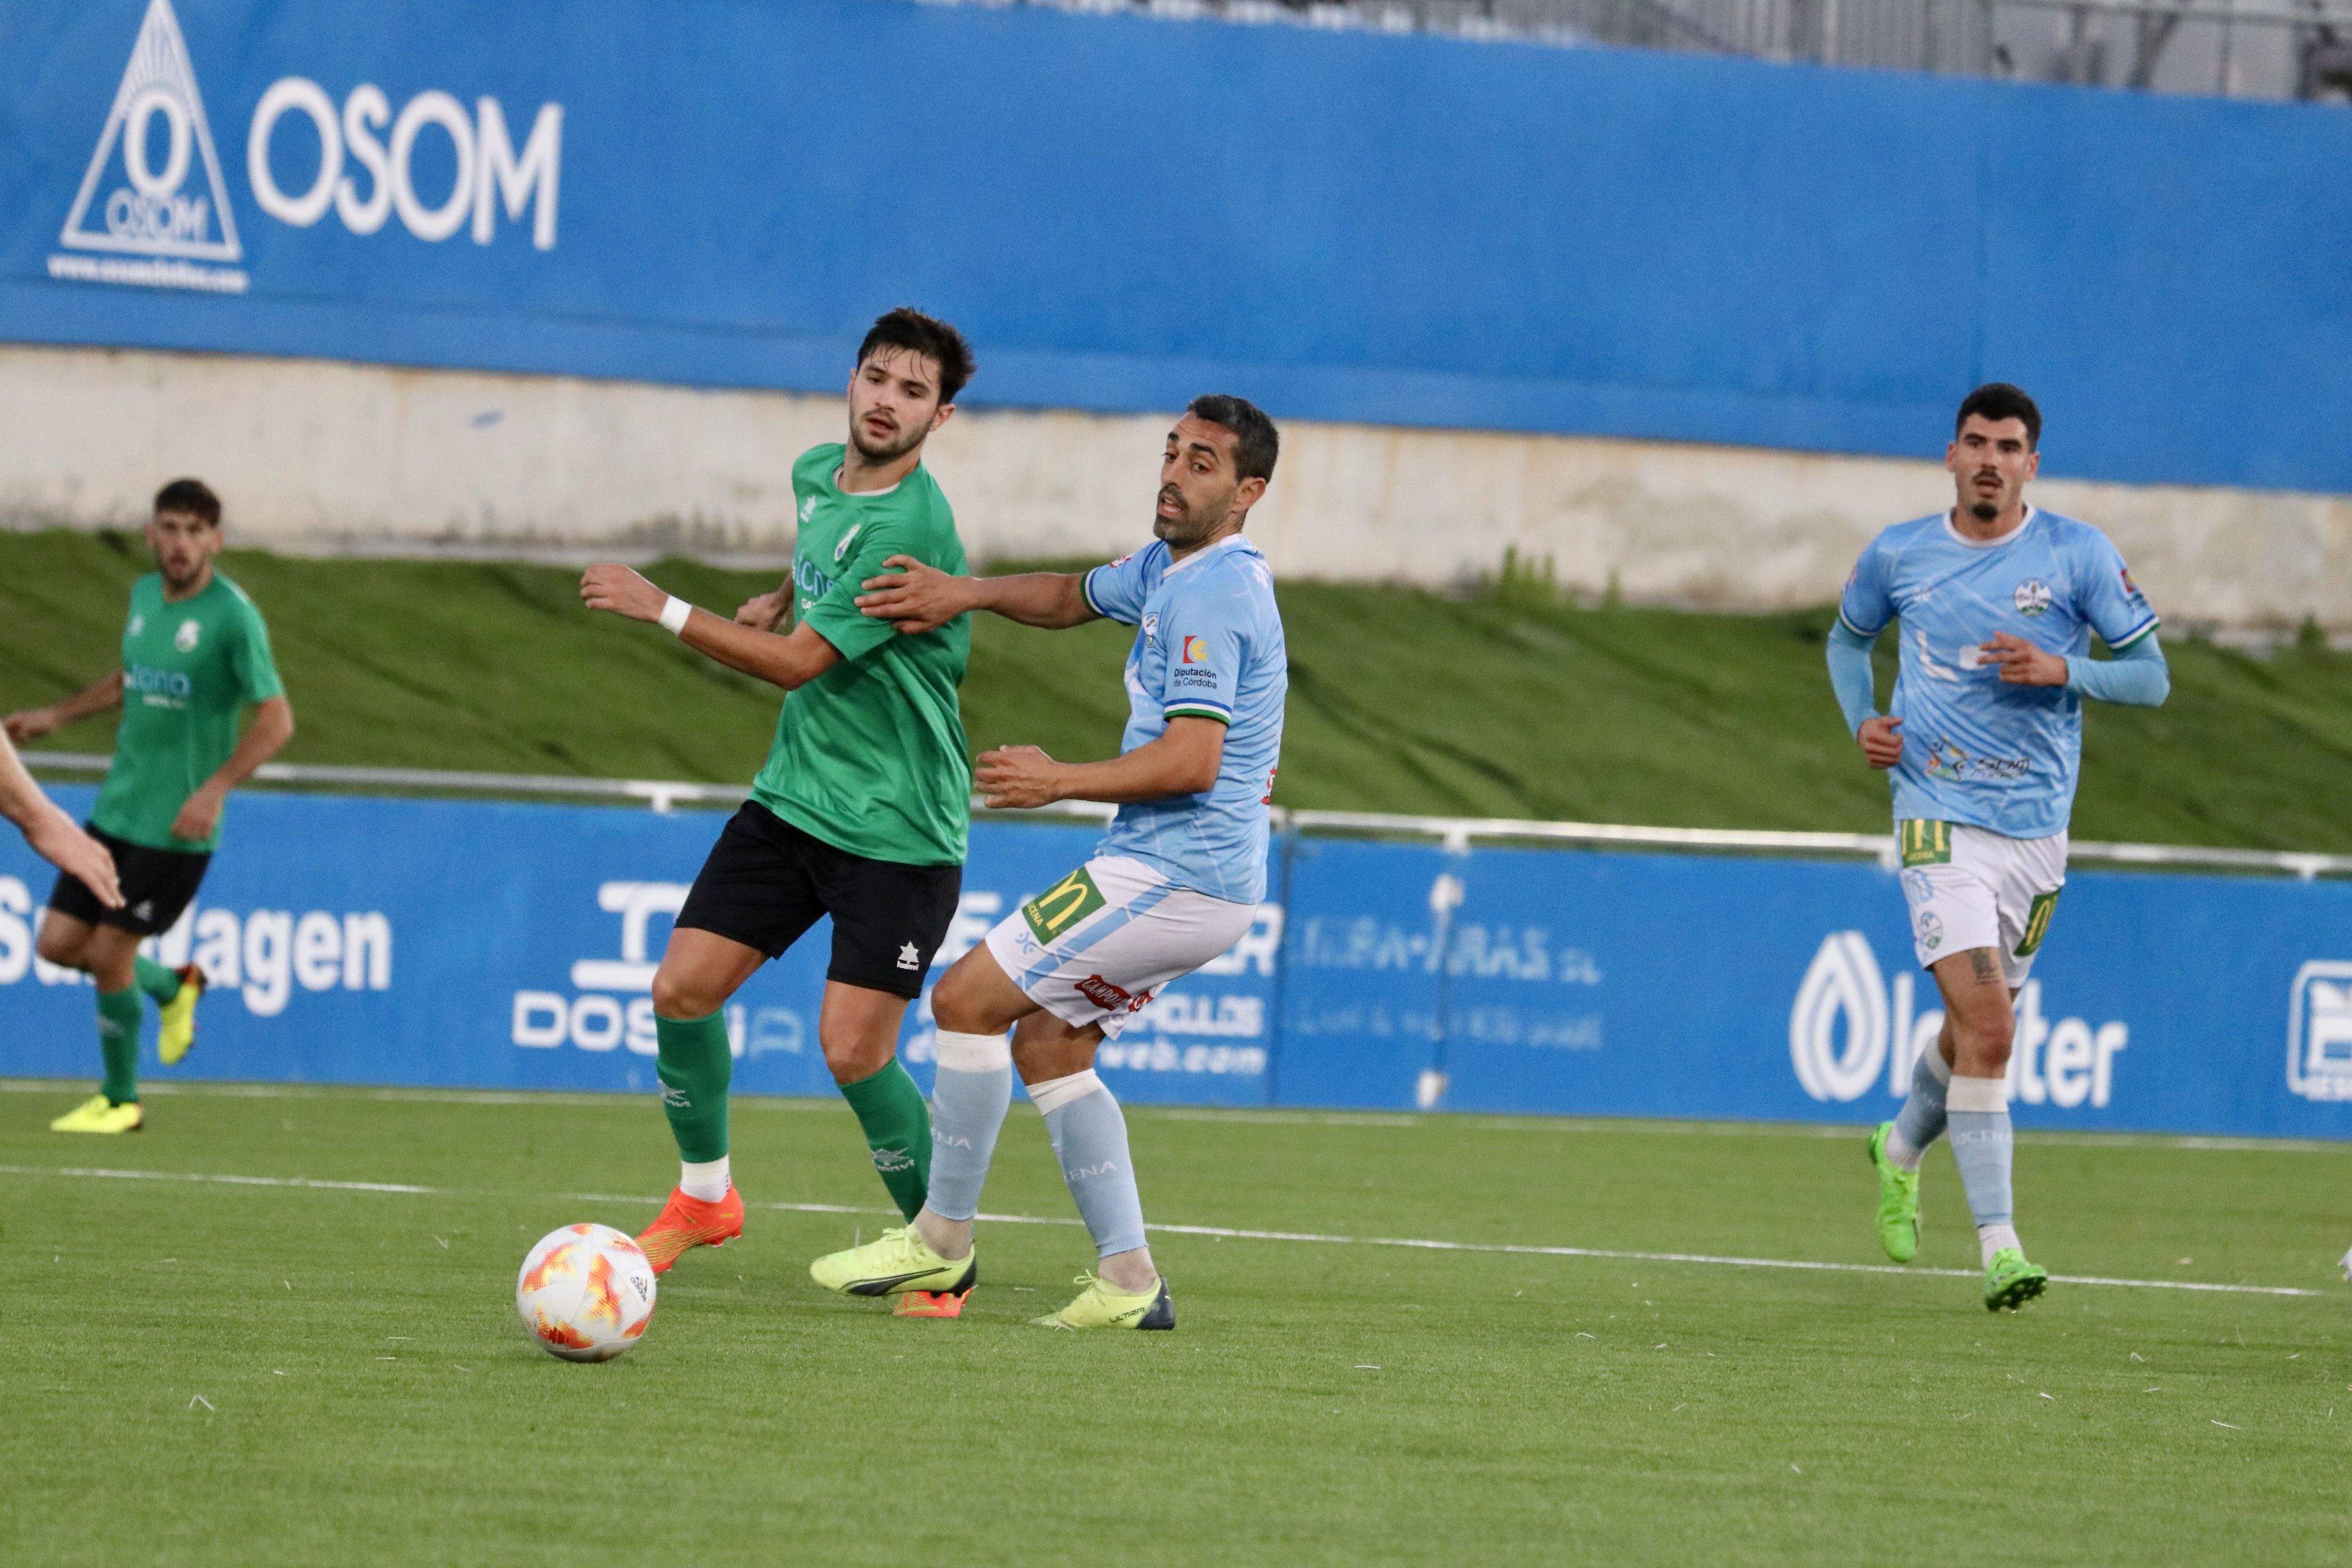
[4,529,2350,848]
[2,1082,2347,1566]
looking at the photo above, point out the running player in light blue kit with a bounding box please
[808,394,1287,1329]
[1827,383,2169,1312]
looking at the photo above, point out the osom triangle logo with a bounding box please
[50,0,247,293]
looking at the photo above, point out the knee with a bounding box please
[821,1029,889,1085]
[649,965,723,1022]
[1952,1006,2015,1067]
[35,922,83,969]
[930,965,985,1035]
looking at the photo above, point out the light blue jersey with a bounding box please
[1839,507,2159,839]
[1080,534,1288,903]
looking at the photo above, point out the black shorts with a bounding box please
[674,803,961,999]
[48,824,211,937]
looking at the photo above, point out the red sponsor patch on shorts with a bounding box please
[1074,974,1131,1012]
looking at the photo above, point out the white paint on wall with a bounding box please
[3,344,2344,628]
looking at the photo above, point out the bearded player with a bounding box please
[808,394,1286,1329]
[579,309,976,1273]
[1827,383,2168,1312]
[5,479,295,1133]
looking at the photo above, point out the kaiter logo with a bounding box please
[1180,635,1207,664]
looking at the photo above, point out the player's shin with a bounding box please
[96,985,142,1105]
[1035,1070,1154,1290]
[655,1009,733,1168]
[917,1028,1014,1259]
[841,1059,932,1222]
[1947,1075,2020,1262]
[1886,1034,1952,1171]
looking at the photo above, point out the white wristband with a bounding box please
[658,596,692,636]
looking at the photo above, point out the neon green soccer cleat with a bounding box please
[50,1095,143,1135]
[1867,1121,1920,1263]
[156,963,206,1067]
[1983,1248,2049,1312]
[808,1226,976,1301]
[1032,1272,1174,1331]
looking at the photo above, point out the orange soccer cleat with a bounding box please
[635,1184,744,1275]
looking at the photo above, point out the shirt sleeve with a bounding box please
[796,518,943,664]
[230,601,285,704]
[1158,587,1246,726]
[1836,535,1895,639]
[2073,531,2161,652]
[1080,548,1154,626]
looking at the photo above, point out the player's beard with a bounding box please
[1152,490,1231,549]
[849,416,926,465]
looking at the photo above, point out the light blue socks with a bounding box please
[1035,1070,1148,1259]
[1948,1074,2021,1262]
[925,1029,1014,1223]
[1886,1039,1951,1171]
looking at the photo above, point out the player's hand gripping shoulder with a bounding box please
[1857,714,1905,770]
[579,564,670,623]
[855,556,974,634]
[1978,633,2068,687]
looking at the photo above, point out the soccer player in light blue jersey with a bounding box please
[1827,383,2170,1312]
[808,395,1288,1329]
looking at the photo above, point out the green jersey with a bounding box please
[749,444,972,867]
[93,571,284,854]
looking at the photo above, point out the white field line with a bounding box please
[0,1162,2326,1301]
[7,1078,2348,1154]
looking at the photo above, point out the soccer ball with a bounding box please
[515,1223,656,1361]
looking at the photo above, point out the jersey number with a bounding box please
[1022,867,1107,945]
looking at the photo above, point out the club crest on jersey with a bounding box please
[129,615,145,635]
[2013,580,2052,618]
[175,619,200,651]
[834,523,864,563]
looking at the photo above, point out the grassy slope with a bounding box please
[4,530,2348,848]
[2,1087,2347,1568]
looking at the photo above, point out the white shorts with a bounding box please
[1897,821,2067,988]
[983,855,1258,1040]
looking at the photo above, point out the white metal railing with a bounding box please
[22,751,2352,878]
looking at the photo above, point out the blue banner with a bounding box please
[2,0,2348,492]
[6,788,2352,1139]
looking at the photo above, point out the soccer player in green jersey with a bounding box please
[5,479,295,1133]
[579,309,977,1273]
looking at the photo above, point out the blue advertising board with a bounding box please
[7,787,2352,1140]
[2,0,2348,492]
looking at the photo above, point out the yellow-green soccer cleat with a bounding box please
[1984,1247,2050,1312]
[808,1226,976,1301]
[49,1095,143,1135]
[1032,1272,1175,1331]
[1867,1121,1920,1263]
[156,963,206,1067]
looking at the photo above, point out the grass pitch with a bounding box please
[3,1083,2347,1566]
[7,529,2352,848]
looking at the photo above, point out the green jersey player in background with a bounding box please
[5,479,296,1133]
[580,309,977,1274]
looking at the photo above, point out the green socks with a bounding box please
[654,1010,733,1163]
[134,956,183,1004]
[97,985,143,1105]
[839,1059,932,1221]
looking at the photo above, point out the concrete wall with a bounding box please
[5,345,2344,629]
